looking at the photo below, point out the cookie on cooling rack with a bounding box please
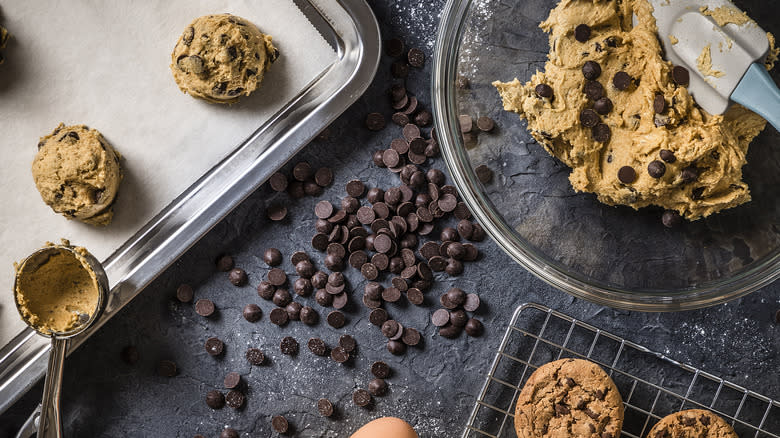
[514,358,624,438]
[647,409,737,438]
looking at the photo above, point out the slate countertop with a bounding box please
[2,1,778,437]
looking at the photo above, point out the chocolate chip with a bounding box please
[401,327,421,346]
[662,210,683,228]
[175,284,193,303]
[432,308,450,326]
[406,288,424,305]
[594,97,613,115]
[387,340,406,355]
[270,308,289,326]
[699,414,711,426]
[195,299,215,317]
[327,310,346,328]
[307,337,328,356]
[618,166,637,184]
[658,149,676,164]
[574,24,592,42]
[368,378,388,396]
[654,94,667,113]
[382,148,401,168]
[580,109,599,128]
[296,260,315,279]
[292,162,313,182]
[407,48,425,68]
[272,415,289,433]
[262,248,282,267]
[216,254,235,272]
[592,123,611,143]
[373,150,386,167]
[157,359,177,377]
[353,389,372,407]
[242,304,262,322]
[300,306,318,325]
[535,83,554,99]
[220,428,239,438]
[205,337,224,356]
[178,55,205,74]
[269,172,288,192]
[583,80,604,101]
[415,110,433,127]
[273,289,292,307]
[246,348,265,365]
[386,37,405,57]
[446,258,464,276]
[382,287,402,303]
[332,292,348,310]
[346,179,365,198]
[554,402,570,416]
[582,61,601,80]
[206,390,225,409]
[279,336,299,356]
[392,112,410,127]
[315,200,334,219]
[476,116,495,132]
[318,398,334,417]
[681,166,699,183]
[439,323,461,339]
[450,309,469,327]
[331,346,350,363]
[268,268,288,286]
[403,122,421,140]
[267,204,287,221]
[366,112,386,131]
[648,160,666,178]
[182,26,195,45]
[224,372,241,389]
[464,293,481,312]
[672,65,690,86]
[613,71,632,90]
[228,268,248,286]
[465,318,484,336]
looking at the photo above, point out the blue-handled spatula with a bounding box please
[647,0,780,129]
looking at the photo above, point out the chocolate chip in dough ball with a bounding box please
[613,71,632,90]
[170,14,278,104]
[32,123,123,226]
[618,166,637,184]
[647,160,666,178]
[574,24,591,43]
[593,97,613,115]
[582,61,601,80]
[535,83,554,99]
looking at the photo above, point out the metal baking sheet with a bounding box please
[0,0,380,413]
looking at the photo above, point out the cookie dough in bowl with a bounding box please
[493,0,776,223]
[32,123,123,226]
[171,13,278,104]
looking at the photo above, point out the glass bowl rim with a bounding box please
[431,0,780,311]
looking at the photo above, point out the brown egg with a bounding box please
[350,417,418,438]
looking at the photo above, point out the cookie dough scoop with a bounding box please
[649,0,780,129]
[13,242,108,438]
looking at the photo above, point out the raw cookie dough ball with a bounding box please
[170,14,278,104]
[32,124,122,226]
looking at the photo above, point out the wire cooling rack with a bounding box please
[463,303,780,438]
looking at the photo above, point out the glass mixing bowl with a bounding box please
[432,0,780,310]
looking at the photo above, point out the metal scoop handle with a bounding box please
[38,337,67,438]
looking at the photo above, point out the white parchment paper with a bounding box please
[0,1,336,345]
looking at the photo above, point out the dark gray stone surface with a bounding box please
[2,1,778,437]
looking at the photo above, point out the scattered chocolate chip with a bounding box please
[592,123,611,143]
[662,210,683,228]
[476,116,495,132]
[267,204,287,221]
[176,284,193,303]
[220,429,239,438]
[228,268,248,286]
[369,308,388,326]
[271,415,289,433]
[402,327,421,346]
[280,336,299,356]
[314,167,334,187]
[387,339,406,355]
[432,308,450,326]
[243,304,262,322]
[439,323,461,339]
[206,390,225,409]
[672,65,690,86]
[273,289,292,307]
[368,378,388,396]
[327,310,346,328]
[216,255,234,272]
[407,48,425,68]
[465,318,484,336]
[346,180,366,198]
[535,83,554,99]
[269,172,288,192]
[330,346,350,363]
[464,293,481,312]
[415,110,433,127]
[613,71,632,90]
[224,372,241,389]
[618,166,637,184]
[292,162,313,182]
[580,109,599,128]
[195,299,215,317]
[270,308,289,326]
[648,160,666,178]
[268,268,288,286]
[654,94,667,113]
[264,248,283,266]
[366,112,386,131]
[246,348,265,365]
[258,281,275,300]
[353,389,372,407]
[582,61,601,80]
[205,337,224,356]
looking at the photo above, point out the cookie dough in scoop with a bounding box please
[494,0,776,221]
[32,123,123,226]
[171,14,278,104]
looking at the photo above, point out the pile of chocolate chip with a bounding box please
[266,161,335,221]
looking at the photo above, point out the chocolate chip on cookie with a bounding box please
[648,160,666,178]
[535,83,554,99]
[582,61,602,80]
[672,65,690,86]
[594,97,613,115]
[618,166,637,184]
[583,80,604,101]
[574,24,592,42]
[580,109,600,128]
[613,71,632,90]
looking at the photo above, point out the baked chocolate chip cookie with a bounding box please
[647,409,737,438]
[171,14,278,104]
[514,358,624,438]
[32,123,122,226]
